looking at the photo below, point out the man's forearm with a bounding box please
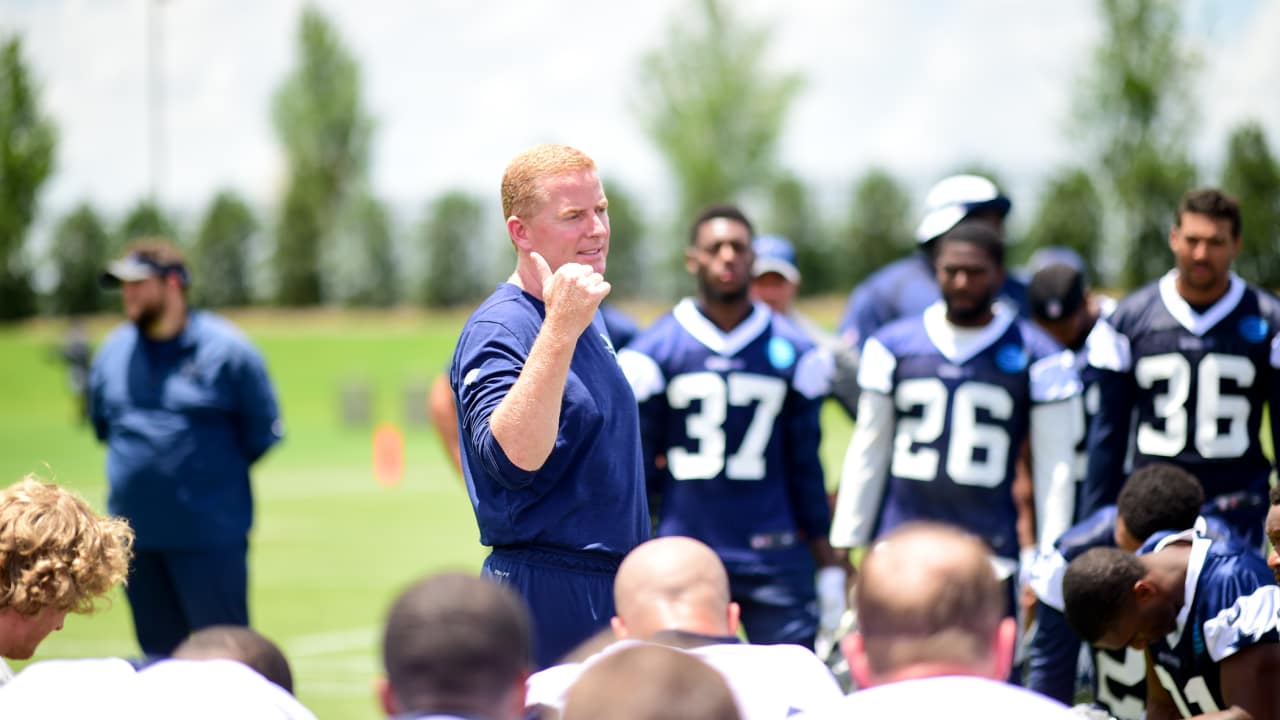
[489,317,579,471]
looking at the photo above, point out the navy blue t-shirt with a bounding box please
[1084,273,1280,543]
[89,311,282,550]
[450,284,649,559]
[618,300,832,574]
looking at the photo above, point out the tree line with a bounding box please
[2,0,1278,321]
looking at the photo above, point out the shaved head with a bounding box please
[855,523,1006,677]
[612,537,735,639]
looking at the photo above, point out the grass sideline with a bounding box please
[0,302,855,718]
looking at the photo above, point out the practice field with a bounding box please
[0,304,854,719]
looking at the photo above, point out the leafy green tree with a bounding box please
[0,35,56,320]
[1075,0,1198,287]
[192,190,256,307]
[636,0,803,224]
[419,191,486,308]
[841,168,914,291]
[1221,122,1280,289]
[49,204,109,315]
[1022,168,1104,273]
[329,191,398,307]
[118,198,177,248]
[767,173,831,294]
[271,4,372,305]
[600,177,646,299]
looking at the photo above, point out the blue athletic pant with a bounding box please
[483,547,617,669]
[729,563,818,648]
[125,540,250,658]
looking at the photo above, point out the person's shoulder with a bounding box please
[188,311,268,364]
[870,311,928,353]
[1242,283,1280,322]
[1058,505,1118,559]
[854,255,930,295]
[1014,316,1066,357]
[460,285,542,339]
[96,322,139,356]
[769,310,819,353]
[1108,281,1163,328]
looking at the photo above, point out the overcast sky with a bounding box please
[4,0,1278,231]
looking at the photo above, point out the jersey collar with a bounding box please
[1152,529,1212,648]
[1158,271,1245,337]
[673,298,772,357]
[922,300,1016,365]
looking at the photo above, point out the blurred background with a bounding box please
[1,1,1278,717]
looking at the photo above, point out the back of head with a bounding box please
[612,537,733,640]
[1178,187,1241,237]
[173,625,294,694]
[1062,547,1145,645]
[1116,463,1204,542]
[382,572,531,717]
[501,144,596,220]
[0,476,134,616]
[855,523,1004,676]
[916,174,1011,244]
[1028,263,1087,324]
[563,644,740,720]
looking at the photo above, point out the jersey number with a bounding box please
[1094,648,1145,720]
[666,372,786,481]
[1153,665,1220,717]
[1134,352,1254,458]
[891,379,1013,487]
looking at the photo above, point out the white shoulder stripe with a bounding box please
[1085,318,1131,372]
[1029,351,1082,403]
[857,337,896,395]
[1203,585,1280,662]
[793,347,835,399]
[616,349,666,402]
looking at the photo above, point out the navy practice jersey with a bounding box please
[1084,273,1280,544]
[617,300,833,573]
[450,284,650,558]
[831,303,1079,559]
[1136,530,1280,717]
[836,252,1030,350]
[1068,298,1116,523]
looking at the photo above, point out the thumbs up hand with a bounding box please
[520,251,610,337]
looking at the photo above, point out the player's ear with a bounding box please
[1133,578,1158,601]
[726,601,741,637]
[376,676,400,716]
[846,632,875,688]
[610,615,629,639]
[990,616,1017,681]
[684,246,699,274]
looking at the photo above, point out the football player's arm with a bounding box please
[829,338,897,553]
[1268,333,1280,480]
[427,374,464,477]
[1081,319,1134,515]
[1030,395,1080,552]
[88,355,108,442]
[233,342,283,464]
[785,348,839,563]
[1024,600,1080,704]
[1218,644,1280,720]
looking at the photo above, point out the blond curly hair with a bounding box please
[0,476,134,616]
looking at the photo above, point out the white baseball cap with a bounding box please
[914,174,1012,244]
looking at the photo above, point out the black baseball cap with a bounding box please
[1028,262,1086,322]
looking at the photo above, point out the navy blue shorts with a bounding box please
[729,561,818,648]
[125,541,249,658]
[484,547,617,668]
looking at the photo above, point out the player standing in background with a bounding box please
[1082,188,1280,547]
[837,174,1028,356]
[618,204,848,650]
[450,144,649,668]
[830,221,1079,591]
[1064,529,1280,719]
[1027,260,1115,522]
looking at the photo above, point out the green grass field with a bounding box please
[0,303,855,718]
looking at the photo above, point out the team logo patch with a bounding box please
[767,336,796,369]
[995,344,1029,373]
[1239,315,1269,344]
